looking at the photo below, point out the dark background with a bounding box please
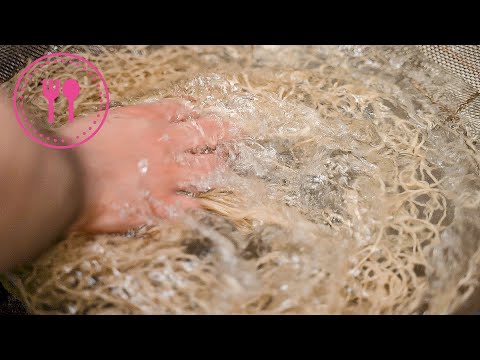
[0,282,27,315]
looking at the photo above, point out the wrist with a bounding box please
[57,147,86,235]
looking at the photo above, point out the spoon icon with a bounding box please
[62,79,80,122]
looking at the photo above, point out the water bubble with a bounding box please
[182,261,195,272]
[349,269,361,277]
[112,268,121,277]
[149,271,167,284]
[161,290,175,299]
[280,299,293,309]
[91,260,101,271]
[137,159,149,175]
[90,243,105,254]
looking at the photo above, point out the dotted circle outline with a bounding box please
[13,52,110,149]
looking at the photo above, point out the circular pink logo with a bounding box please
[13,52,109,149]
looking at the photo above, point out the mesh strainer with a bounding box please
[0,45,57,83]
[0,45,108,83]
[420,46,480,140]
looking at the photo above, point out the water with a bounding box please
[12,46,480,314]
[137,159,149,175]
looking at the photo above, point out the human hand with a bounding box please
[61,99,233,233]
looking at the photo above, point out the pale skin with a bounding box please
[0,93,232,271]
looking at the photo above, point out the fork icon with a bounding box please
[42,79,60,123]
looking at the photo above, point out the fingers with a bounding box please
[145,154,223,196]
[164,116,235,152]
[110,99,199,123]
[174,153,225,193]
[75,195,199,232]
[74,205,147,233]
[175,153,224,173]
[148,195,199,218]
[141,152,224,199]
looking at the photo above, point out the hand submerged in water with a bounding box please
[61,99,234,233]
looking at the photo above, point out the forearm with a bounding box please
[0,92,84,271]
